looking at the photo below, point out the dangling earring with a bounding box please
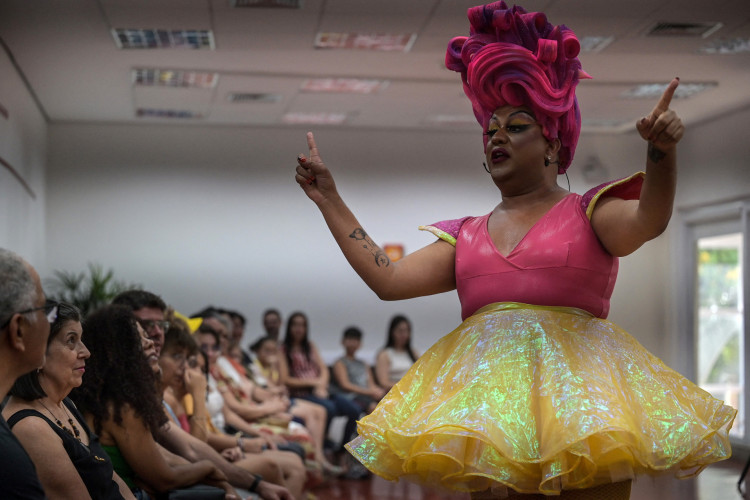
[483,162,490,174]
[544,156,551,167]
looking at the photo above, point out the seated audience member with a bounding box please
[4,302,134,499]
[160,323,305,499]
[0,248,50,499]
[248,336,285,397]
[69,305,233,499]
[375,314,419,391]
[198,325,339,476]
[278,312,360,451]
[112,290,170,357]
[262,309,283,341]
[331,327,386,413]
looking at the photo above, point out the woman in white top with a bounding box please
[375,315,419,391]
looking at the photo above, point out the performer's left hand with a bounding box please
[636,77,684,151]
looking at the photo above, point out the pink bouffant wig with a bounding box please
[446,1,590,173]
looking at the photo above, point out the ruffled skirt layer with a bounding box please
[346,303,736,496]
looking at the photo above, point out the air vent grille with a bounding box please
[647,21,723,38]
[230,0,302,8]
[136,109,203,119]
[227,93,282,103]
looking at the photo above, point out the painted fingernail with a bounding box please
[297,154,306,163]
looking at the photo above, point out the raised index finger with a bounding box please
[654,77,680,114]
[306,131,320,161]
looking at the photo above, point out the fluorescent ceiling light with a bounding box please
[620,82,717,99]
[113,29,214,49]
[700,38,750,54]
[579,36,614,52]
[136,109,203,119]
[301,78,388,94]
[282,112,349,125]
[314,33,417,52]
[132,69,219,88]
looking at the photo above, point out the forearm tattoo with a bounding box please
[349,228,390,267]
[648,143,666,163]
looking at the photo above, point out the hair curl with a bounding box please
[445,1,589,173]
[69,304,167,436]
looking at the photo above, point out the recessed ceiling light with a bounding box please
[136,108,203,119]
[301,78,388,94]
[620,82,717,99]
[424,115,477,126]
[699,38,750,54]
[579,36,614,53]
[132,69,219,88]
[314,33,417,52]
[227,92,282,103]
[282,112,349,125]
[112,29,215,49]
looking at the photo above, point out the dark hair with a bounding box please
[384,314,417,362]
[69,304,167,435]
[283,311,311,363]
[227,310,246,326]
[195,322,220,346]
[263,308,281,320]
[190,306,221,319]
[163,322,198,357]
[249,335,277,353]
[342,326,362,341]
[112,290,166,313]
[9,302,82,400]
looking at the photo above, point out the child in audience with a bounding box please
[331,327,386,413]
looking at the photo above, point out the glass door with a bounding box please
[694,231,744,437]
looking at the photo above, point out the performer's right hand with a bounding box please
[295,132,338,206]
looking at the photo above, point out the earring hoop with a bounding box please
[483,162,490,174]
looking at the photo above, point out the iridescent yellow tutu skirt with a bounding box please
[346,303,736,496]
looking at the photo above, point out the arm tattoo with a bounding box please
[648,143,666,163]
[349,228,390,267]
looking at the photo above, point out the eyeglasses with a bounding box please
[138,320,170,333]
[1,301,59,329]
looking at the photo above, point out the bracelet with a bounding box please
[248,474,263,493]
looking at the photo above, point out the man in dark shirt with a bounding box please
[0,248,50,498]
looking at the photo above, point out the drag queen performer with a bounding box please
[293,2,736,498]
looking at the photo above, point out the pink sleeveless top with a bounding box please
[421,174,644,321]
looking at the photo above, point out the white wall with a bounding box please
[0,46,47,270]
[45,120,688,363]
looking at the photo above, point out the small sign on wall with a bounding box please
[383,244,404,262]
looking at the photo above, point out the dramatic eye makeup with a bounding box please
[484,111,538,137]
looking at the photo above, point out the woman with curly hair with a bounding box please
[70,305,229,499]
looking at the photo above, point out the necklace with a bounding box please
[39,400,82,442]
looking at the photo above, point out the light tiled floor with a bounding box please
[312,458,747,499]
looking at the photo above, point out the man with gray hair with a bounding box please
[0,248,52,498]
